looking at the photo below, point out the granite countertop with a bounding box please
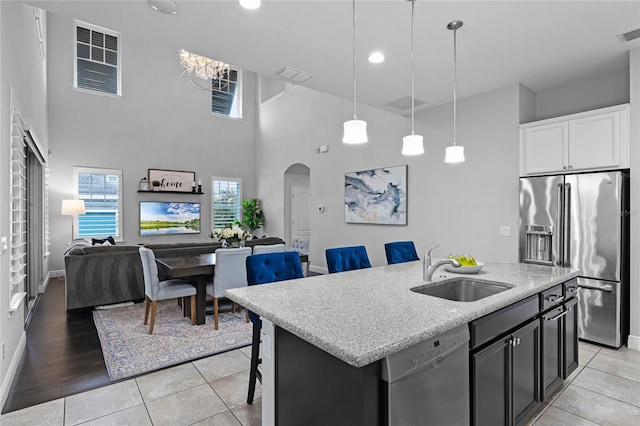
[225,261,578,368]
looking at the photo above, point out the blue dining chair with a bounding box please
[384,241,420,265]
[245,251,304,404]
[325,245,372,273]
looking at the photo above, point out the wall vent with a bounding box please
[386,95,426,111]
[617,28,640,42]
[275,67,312,84]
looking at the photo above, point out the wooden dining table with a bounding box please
[155,253,216,325]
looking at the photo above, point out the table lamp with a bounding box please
[61,199,85,241]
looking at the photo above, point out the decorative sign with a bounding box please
[148,169,195,193]
[345,165,407,225]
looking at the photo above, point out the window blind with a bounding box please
[212,178,242,229]
[75,23,119,95]
[10,107,28,296]
[75,168,122,238]
[212,68,241,118]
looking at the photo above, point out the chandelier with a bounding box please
[178,50,230,89]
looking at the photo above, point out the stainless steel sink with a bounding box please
[411,278,511,302]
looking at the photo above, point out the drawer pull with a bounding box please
[545,295,565,303]
[566,286,578,292]
[543,309,570,322]
[508,337,521,346]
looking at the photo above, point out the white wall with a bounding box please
[258,84,521,270]
[0,1,49,408]
[535,68,630,120]
[629,48,640,350]
[46,12,259,271]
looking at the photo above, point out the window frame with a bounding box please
[73,166,123,241]
[73,20,122,97]
[211,176,243,232]
[212,67,243,120]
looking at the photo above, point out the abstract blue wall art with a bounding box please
[344,165,407,225]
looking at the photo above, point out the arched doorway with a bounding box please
[284,163,310,247]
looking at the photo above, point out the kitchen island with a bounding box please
[226,261,579,425]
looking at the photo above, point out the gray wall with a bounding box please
[46,12,259,271]
[535,68,630,120]
[0,1,49,407]
[258,83,521,270]
[629,48,640,349]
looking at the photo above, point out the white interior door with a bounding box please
[291,186,311,244]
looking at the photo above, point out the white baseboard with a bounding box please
[0,331,26,410]
[627,334,640,351]
[48,269,65,278]
[309,265,328,275]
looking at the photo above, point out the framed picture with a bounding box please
[148,169,195,193]
[345,165,407,225]
[139,201,201,236]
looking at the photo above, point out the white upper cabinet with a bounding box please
[520,104,629,176]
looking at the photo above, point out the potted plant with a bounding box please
[234,198,265,237]
[151,180,161,191]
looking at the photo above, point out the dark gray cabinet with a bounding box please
[540,279,579,400]
[563,296,579,378]
[470,295,541,426]
[471,319,540,426]
[470,278,579,426]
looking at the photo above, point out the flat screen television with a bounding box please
[139,201,201,236]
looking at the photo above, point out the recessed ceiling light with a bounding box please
[368,51,385,64]
[149,0,178,15]
[239,0,261,10]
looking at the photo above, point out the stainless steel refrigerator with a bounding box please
[519,171,630,348]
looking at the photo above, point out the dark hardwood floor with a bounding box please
[2,278,111,414]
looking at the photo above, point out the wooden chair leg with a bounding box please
[232,302,237,313]
[149,300,158,334]
[190,295,196,325]
[144,296,151,325]
[245,308,250,323]
[214,298,219,330]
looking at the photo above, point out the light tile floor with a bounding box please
[2,342,638,425]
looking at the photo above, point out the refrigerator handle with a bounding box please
[556,183,564,266]
[564,183,571,267]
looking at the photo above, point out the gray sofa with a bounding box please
[64,237,285,310]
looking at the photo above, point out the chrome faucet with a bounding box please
[423,244,460,281]
[425,258,461,281]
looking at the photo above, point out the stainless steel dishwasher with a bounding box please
[382,324,470,426]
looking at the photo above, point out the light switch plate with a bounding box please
[499,226,511,237]
[1,236,7,253]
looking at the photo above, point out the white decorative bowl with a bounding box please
[444,262,484,274]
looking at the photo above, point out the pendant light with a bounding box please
[444,20,465,163]
[343,0,368,144]
[402,0,424,156]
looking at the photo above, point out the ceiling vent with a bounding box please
[617,28,640,42]
[275,66,312,84]
[386,95,426,111]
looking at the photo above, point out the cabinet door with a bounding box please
[563,297,579,378]
[568,111,620,170]
[540,306,563,401]
[521,122,568,175]
[472,338,509,426]
[512,320,540,425]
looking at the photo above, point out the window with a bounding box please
[212,177,242,229]
[212,68,242,119]
[74,21,120,95]
[73,167,123,239]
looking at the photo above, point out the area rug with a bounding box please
[93,300,252,381]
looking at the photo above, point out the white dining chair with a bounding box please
[139,247,196,334]
[206,247,252,330]
[251,244,286,254]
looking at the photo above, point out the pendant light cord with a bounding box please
[410,0,415,135]
[352,0,357,119]
[453,26,457,146]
